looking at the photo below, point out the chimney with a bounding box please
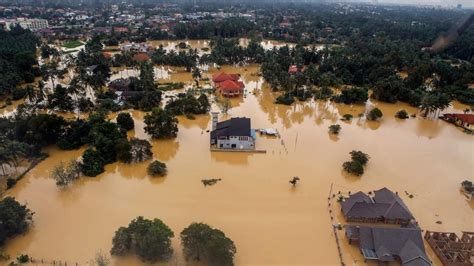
[211,112,219,131]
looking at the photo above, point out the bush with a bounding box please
[328,124,341,134]
[333,87,368,104]
[17,254,30,263]
[395,110,409,119]
[117,112,134,131]
[181,223,236,266]
[6,178,17,189]
[350,150,370,166]
[52,160,82,187]
[341,114,353,121]
[12,87,27,100]
[343,161,364,176]
[111,216,174,262]
[275,93,295,105]
[147,160,167,177]
[81,148,105,177]
[367,107,383,121]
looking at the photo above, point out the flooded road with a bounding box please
[3,65,474,265]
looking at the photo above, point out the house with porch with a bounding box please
[345,225,431,266]
[212,72,245,97]
[340,187,414,225]
[210,113,256,150]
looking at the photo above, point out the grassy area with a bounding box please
[62,40,84,49]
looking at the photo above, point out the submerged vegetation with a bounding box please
[343,150,370,176]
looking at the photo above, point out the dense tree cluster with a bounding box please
[0,26,40,98]
[165,93,210,116]
[343,150,370,176]
[110,216,174,262]
[0,197,34,246]
[144,108,179,139]
[181,223,237,266]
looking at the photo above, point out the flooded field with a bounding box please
[2,64,473,265]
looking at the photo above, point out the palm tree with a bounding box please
[192,67,201,87]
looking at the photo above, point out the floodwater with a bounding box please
[3,65,474,265]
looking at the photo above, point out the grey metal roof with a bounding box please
[346,226,431,266]
[211,117,251,140]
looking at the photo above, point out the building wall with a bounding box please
[217,136,255,150]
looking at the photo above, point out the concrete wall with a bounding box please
[217,136,255,150]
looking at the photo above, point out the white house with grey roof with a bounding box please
[210,113,256,150]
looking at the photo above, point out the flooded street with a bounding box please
[3,65,473,265]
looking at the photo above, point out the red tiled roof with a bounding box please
[217,80,244,91]
[212,72,239,83]
[102,52,112,58]
[288,65,299,74]
[133,53,150,62]
[443,113,474,124]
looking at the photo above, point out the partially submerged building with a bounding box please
[212,72,245,97]
[210,113,256,150]
[425,231,473,266]
[441,113,474,131]
[345,225,431,265]
[340,187,414,225]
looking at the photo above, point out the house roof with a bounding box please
[217,80,245,91]
[212,72,240,83]
[443,113,474,124]
[288,65,299,74]
[341,187,414,221]
[133,53,150,62]
[348,226,431,266]
[211,117,251,139]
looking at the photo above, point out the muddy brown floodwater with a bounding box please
[3,65,474,265]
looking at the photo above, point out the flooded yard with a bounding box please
[2,65,473,265]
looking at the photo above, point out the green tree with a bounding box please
[110,216,174,262]
[328,124,341,134]
[181,223,236,266]
[116,112,134,131]
[147,160,167,177]
[367,107,383,121]
[81,148,105,177]
[0,197,34,246]
[52,160,81,187]
[144,108,178,139]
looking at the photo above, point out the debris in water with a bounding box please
[436,220,442,224]
[202,178,222,187]
[289,176,300,187]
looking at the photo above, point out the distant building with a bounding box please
[1,18,49,31]
[345,225,431,265]
[288,65,303,75]
[340,187,414,225]
[212,72,245,97]
[210,114,256,150]
[132,53,151,62]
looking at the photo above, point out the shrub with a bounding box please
[341,114,353,121]
[328,124,341,134]
[367,107,383,121]
[333,87,368,104]
[147,160,167,177]
[181,223,236,266]
[6,178,17,189]
[350,150,370,166]
[343,161,364,176]
[275,93,295,105]
[116,112,134,131]
[81,148,105,177]
[12,87,27,100]
[395,109,409,119]
[52,160,82,187]
[111,216,174,262]
[17,254,30,263]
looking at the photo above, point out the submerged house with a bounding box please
[341,188,414,225]
[212,72,245,97]
[425,231,473,266]
[441,113,474,131]
[210,113,256,150]
[345,225,431,266]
